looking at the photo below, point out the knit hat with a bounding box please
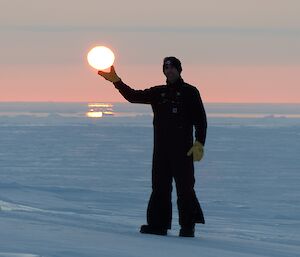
[163,56,182,74]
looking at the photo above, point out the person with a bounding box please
[98,57,207,237]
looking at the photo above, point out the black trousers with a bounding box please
[146,143,205,229]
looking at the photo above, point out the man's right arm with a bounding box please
[98,66,154,104]
[113,80,153,104]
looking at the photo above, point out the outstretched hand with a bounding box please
[98,66,121,83]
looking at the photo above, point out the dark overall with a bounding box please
[114,78,207,229]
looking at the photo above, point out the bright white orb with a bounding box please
[87,46,115,70]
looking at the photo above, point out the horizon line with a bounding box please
[0,101,299,105]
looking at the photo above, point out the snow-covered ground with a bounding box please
[0,103,299,257]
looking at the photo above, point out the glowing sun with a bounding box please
[87,46,115,70]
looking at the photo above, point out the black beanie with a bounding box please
[163,56,182,74]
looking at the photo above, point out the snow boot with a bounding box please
[179,227,195,237]
[140,225,167,236]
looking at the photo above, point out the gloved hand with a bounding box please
[187,141,204,162]
[98,66,121,83]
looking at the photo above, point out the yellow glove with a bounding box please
[98,66,121,83]
[187,141,204,162]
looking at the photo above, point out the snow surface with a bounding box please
[0,103,299,257]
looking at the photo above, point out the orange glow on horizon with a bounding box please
[1,65,299,103]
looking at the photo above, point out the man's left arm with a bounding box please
[192,88,207,146]
[187,87,207,161]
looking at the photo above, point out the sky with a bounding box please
[1,0,300,103]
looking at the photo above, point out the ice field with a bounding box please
[0,103,299,257]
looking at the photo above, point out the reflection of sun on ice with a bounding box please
[86,103,114,118]
[87,46,115,70]
[86,111,103,118]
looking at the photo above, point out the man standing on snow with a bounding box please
[98,57,207,237]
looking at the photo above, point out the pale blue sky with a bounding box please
[1,0,299,65]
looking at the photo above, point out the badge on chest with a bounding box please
[159,90,182,114]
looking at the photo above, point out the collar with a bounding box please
[166,77,184,88]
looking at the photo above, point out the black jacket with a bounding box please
[113,78,207,146]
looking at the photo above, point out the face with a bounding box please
[163,64,180,83]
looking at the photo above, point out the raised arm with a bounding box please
[98,66,154,104]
